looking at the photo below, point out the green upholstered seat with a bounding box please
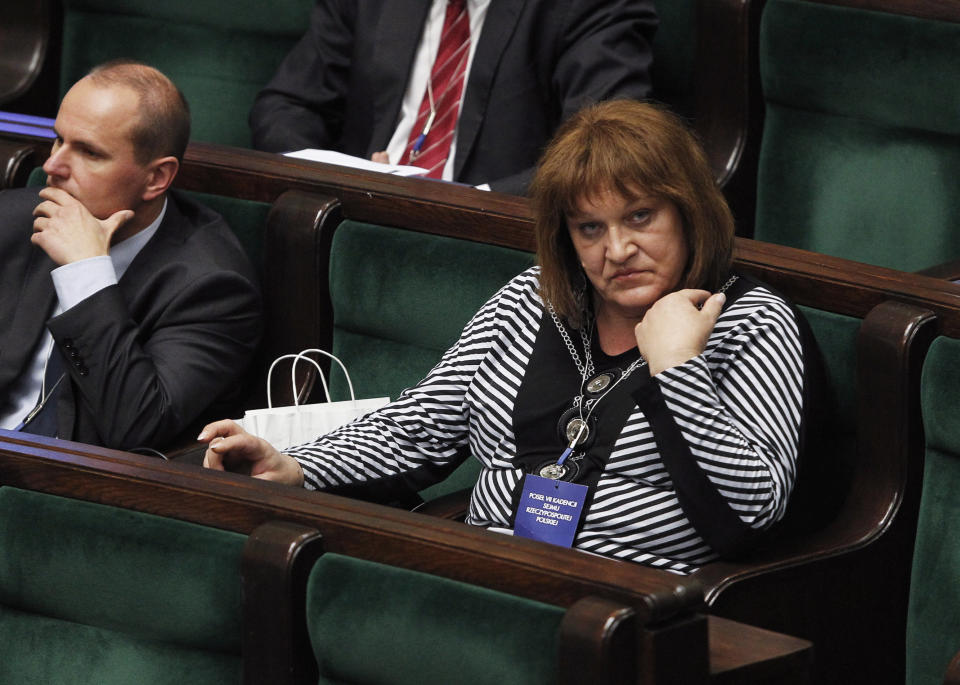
[907,336,960,685]
[58,0,314,147]
[327,219,534,500]
[0,486,246,684]
[306,553,565,685]
[754,0,960,270]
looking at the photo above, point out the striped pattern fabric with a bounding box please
[289,268,803,574]
[399,0,471,177]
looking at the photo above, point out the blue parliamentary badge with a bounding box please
[514,474,588,548]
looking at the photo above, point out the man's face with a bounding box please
[42,78,152,220]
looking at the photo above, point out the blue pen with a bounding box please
[557,421,587,466]
[410,79,437,160]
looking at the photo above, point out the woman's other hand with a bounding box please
[634,289,726,375]
[198,420,305,487]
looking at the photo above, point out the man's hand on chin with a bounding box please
[31,186,134,265]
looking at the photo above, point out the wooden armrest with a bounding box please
[243,521,325,685]
[945,647,960,685]
[413,486,471,520]
[0,138,44,189]
[162,441,207,464]
[261,190,342,407]
[0,2,52,105]
[916,258,960,282]
[709,615,812,684]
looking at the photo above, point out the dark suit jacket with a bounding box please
[0,187,262,451]
[249,0,657,195]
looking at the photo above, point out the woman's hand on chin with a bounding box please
[634,289,726,375]
[198,419,305,487]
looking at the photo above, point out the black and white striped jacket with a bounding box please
[288,267,804,574]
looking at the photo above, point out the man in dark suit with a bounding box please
[249,0,657,195]
[0,61,262,452]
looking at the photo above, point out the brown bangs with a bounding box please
[531,100,734,326]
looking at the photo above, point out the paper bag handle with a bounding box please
[265,349,358,408]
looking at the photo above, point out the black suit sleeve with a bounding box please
[483,0,657,194]
[249,0,358,152]
[48,266,261,451]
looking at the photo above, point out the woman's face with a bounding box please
[566,188,689,323]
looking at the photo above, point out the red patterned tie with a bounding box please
[400,0,470,178]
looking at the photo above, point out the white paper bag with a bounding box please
[236,349,389,450]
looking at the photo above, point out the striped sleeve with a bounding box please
[285,269,539,494]
[642,287,803,554]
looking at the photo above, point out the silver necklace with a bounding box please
[540,275,739,481]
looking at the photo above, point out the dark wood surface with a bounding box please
[0,137,45,188]
[945,648,960,685]
[709,616,812,684]
[0,1,52,106]
[691,0,767,236]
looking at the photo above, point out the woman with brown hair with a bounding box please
[201,100,810,574]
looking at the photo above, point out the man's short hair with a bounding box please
[86,60,191,164]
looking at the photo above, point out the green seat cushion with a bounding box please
[754,0,960,270]
[0,487,245,683]
[59,0,314,147]
[307,553,565,685]
[908,337,960,685]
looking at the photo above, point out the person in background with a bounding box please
[0,61,262,452]
[250,0,657,195]
[204,100,819,574]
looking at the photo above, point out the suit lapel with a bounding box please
[455,0,526,179]
[368,0,433,152]
[117,193,187,299]
[0,246,56,391]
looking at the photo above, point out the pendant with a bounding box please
[535,458,580,482]
[557,407,594,450]
[565,417,589,445]
[586,372,614,394]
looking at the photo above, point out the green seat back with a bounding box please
[328,220,534,499]
[0,486,246,684]
[306,553,565,685]
[754,0,960,270]
[798,306,858,437]
[180,190,271,271]
[59,0,314,147]
[26,165,45,187]
[908,336,960,685]
[650,0,696,114]
[786,306,859,528]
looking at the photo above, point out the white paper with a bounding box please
[283,149,428,176]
